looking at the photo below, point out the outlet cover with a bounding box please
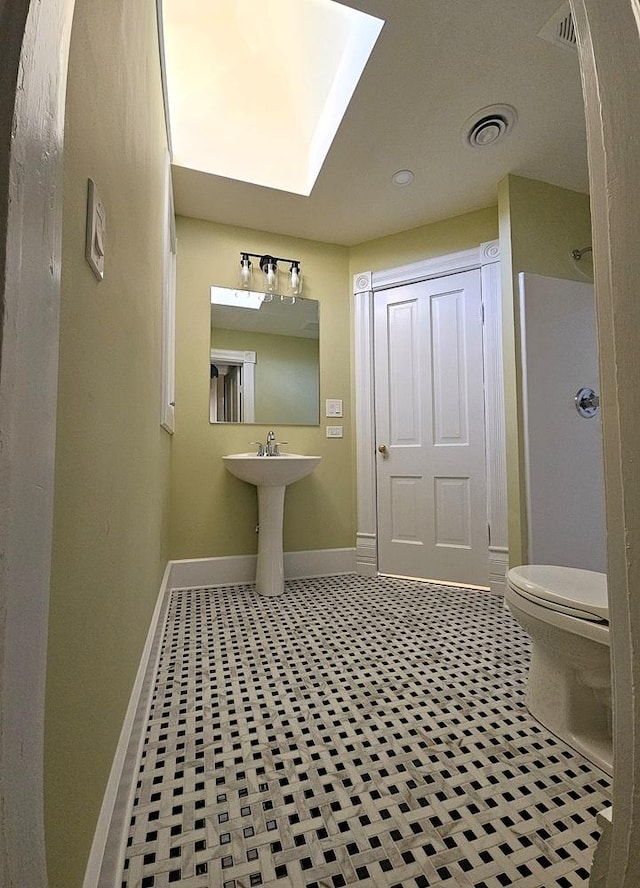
[326,425,343,438]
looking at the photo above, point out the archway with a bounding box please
[0,0,76,884]
[571,2,640,884]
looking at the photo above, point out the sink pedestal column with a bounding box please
[255,485,286,597]
[222,453,321,596]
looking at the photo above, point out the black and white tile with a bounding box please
[122,575,611,887]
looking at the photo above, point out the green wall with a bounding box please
[170,217,353,559]
[350,205,498,273]
[498,174,593,565]
[212,327,319,424]
[171,208,499,562]
[44,0,171,883]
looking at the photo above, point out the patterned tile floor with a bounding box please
[122,575,611,888]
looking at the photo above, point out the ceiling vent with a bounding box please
[538,2,577,51]
[462,104,517,149]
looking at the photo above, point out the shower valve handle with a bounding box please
[575,387,600,418]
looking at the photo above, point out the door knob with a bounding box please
[378,444,389,456]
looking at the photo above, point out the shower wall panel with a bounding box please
[518,272,606,572]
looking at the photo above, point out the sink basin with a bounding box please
[223,452,322,597]
[223,452,321,487]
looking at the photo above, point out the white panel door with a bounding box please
[374,270,488,585]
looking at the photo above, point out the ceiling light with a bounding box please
[392,169,415,186]
[462,104,517,148]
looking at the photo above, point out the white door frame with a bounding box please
[210,348,256,423]
[0,0,76,884]
[353,240,508,595]
[570,1,640,883]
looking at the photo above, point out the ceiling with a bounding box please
[211,289,319,338]
[170,0,588,246]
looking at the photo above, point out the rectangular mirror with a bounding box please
[210,287,320,424]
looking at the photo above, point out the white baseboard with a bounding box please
[489,547,509,597]
[589,806,613,888]
[284,547,356,579]
[356,533,377,576]
[169,553,257,588]
[169,547,356,590]
[83,563,173,888]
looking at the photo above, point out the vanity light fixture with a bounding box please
[239,252,303,296]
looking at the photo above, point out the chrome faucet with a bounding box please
[249,431,287,456]
[266,430,288,456]
[265,430,277,456]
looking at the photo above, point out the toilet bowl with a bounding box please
[505,564,611,775]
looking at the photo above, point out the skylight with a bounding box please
[211,286,265,310]
[160,0,384,196]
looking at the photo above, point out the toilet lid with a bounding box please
[507,564,608,623]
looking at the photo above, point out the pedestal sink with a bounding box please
[223,452,321,596]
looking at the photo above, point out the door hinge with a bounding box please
[487,521,491,545]
[481,301,485,324]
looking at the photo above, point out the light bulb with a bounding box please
[265,261,278,291]
[259,255,279,292]
[289,262,302,295]
[239,254,252,288]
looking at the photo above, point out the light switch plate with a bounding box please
[325,398,343,417]
[86,178,106,280]
[326,425,343,438]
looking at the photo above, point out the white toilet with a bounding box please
[505,564,611,775]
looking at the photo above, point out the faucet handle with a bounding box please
[249,441,265,456]
[273,441,288,456]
